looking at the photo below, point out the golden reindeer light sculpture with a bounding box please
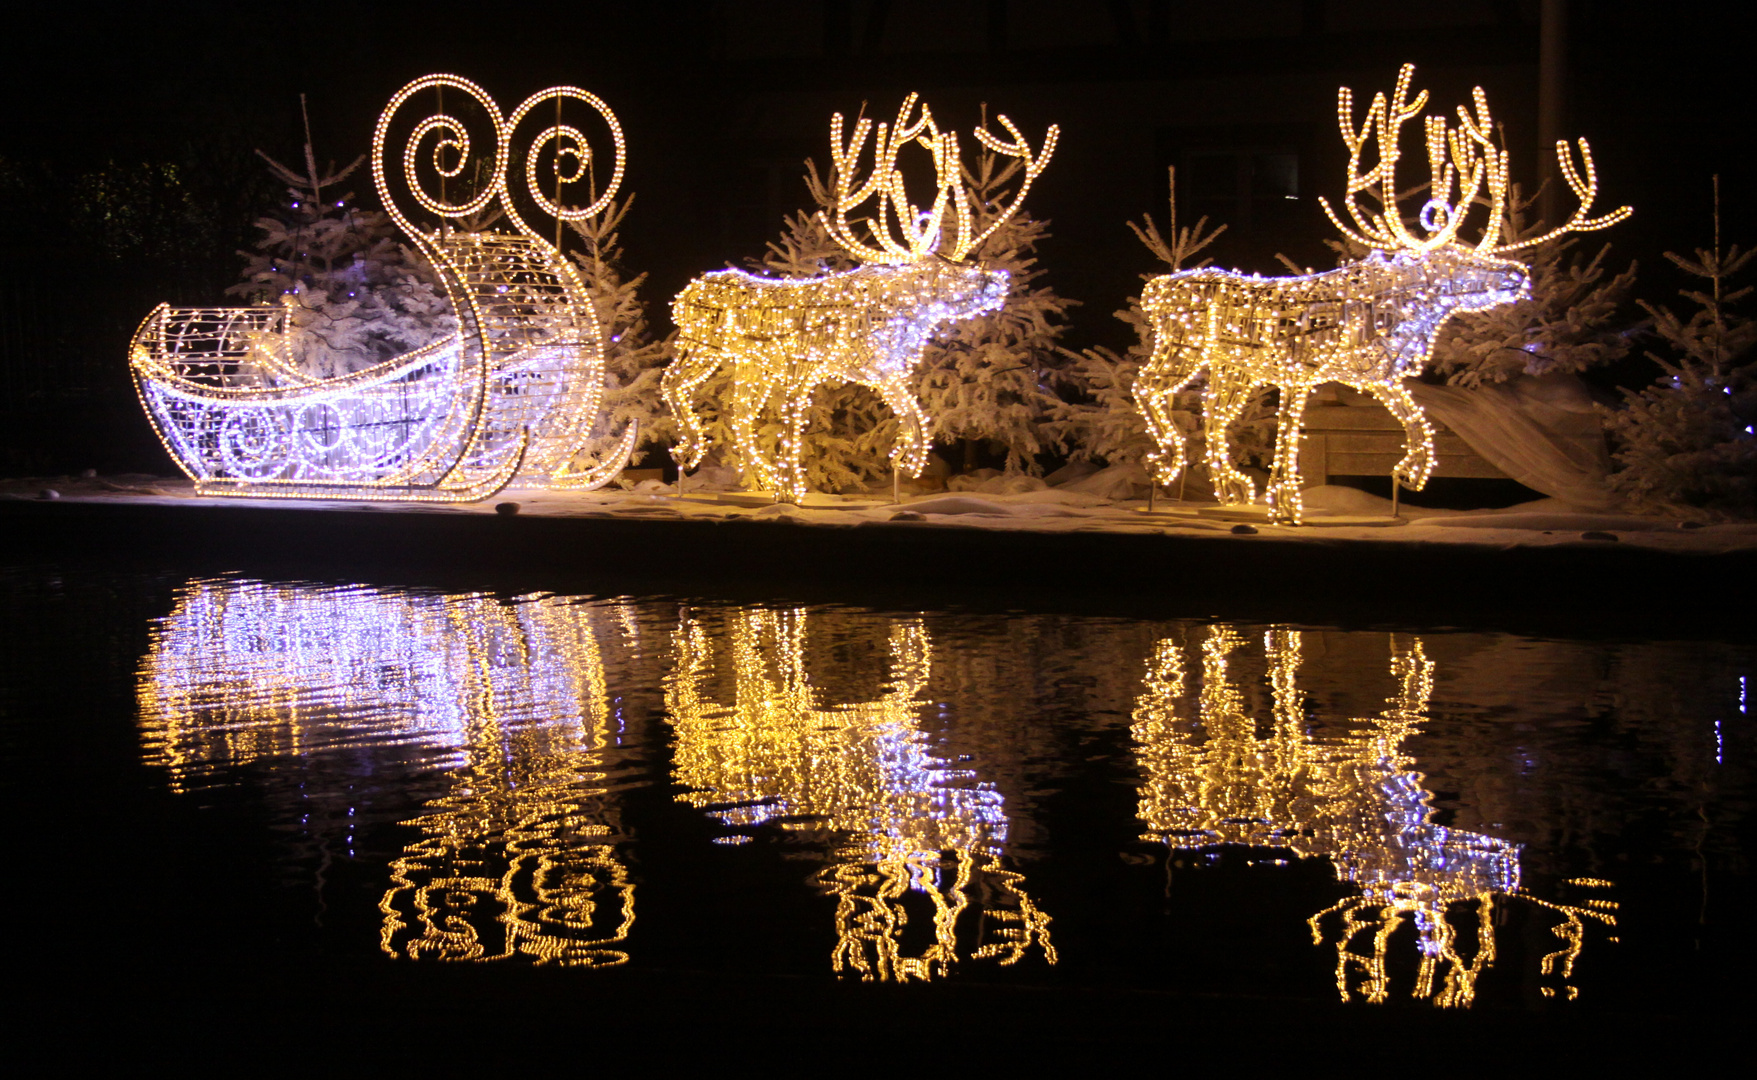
[664,607,1055,981]
[1131,625,1616,1006]
[1135,64,1630,523]
[664,95,1057,503]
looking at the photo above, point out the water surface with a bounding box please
[3,565,1750,1054]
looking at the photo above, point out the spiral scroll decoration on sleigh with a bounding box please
[129,74,638,502]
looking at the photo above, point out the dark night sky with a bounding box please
[6,1,1754,316]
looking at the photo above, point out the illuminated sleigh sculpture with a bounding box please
[1135,64,1630,523]
[129,74,638,501]
[665,94,1056,503]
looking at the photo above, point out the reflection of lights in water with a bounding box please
[137,579,635,967]
[664,608,1055,981]
[1132,626,1615,1006]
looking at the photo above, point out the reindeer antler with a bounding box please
[1482,136,1632,253]
[944,112,1059,260]
[1321,63,1631,256]
[1320,63,1429,252]
[822,94,943,265]
[819,94,1058,265]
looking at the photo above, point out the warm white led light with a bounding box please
[1132,625,1616,1006]
[664,95,1057,503]
[138,579,638,966]
[664,608,1056,981]
[129,74,638,501]
[1136,64,1631,523]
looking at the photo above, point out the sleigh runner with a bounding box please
[130,74,638,502]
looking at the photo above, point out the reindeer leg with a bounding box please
[1135,352,1201,488]
[1268,383,1311,524]
[875,377,930,480]
[1364,380,1436,492]
[775,381,812,504]
[660,350,718,471]
[728,373,782,495]
[1203,375,1261,506]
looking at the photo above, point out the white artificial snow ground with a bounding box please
[8,465,1757,556]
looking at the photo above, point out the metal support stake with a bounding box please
[892,467,901,505]
[1148,483,1157,513]
[1391,479,1401,519]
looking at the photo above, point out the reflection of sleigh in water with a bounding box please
[129,75,639,501]
[138,578,639,966]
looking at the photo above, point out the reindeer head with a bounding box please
[1319,62,1631,278]
[819,93,1058,279]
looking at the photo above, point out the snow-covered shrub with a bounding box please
[913,143,1077,476]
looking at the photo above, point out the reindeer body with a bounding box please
[1137,247,1528,522]
[665,260,1007,500]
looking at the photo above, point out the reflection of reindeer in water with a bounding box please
[665,608,1055,981]
[134,579,638,968]
[1131,626,1615,1006]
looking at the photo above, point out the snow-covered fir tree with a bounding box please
[711,137,1077,493]
[1424,184,1638,387]
[228,116,449,379]
[566,193,674,465]
[1601,188,1756,518]
[913,140,1077,476]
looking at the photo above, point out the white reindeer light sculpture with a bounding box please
[664,95,1058,503]
[1135,64,1631,523]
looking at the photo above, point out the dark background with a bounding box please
[1,0,1751,475]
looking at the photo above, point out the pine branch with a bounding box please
[254,150,363,203]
